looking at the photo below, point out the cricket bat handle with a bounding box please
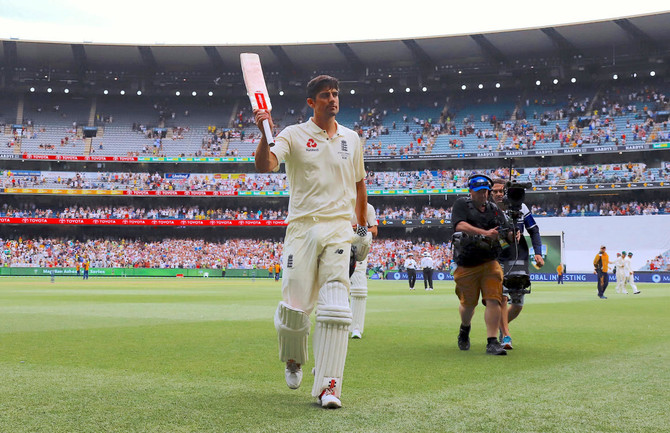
[262,119,275,147]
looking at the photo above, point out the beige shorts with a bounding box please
[454,260,503,307]
[281,217,353,314]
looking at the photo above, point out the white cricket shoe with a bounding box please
[285,360,302,390]
[351,329,362,339]
[318,385,342,409]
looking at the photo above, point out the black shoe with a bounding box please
[486,339,507,355]
[458,327,470,351]
[599,295,608,299]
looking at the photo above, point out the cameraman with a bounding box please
[451,174,513,356]
[491,179,544,350]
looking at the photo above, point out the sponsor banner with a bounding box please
[0,267,223,278]
[384,272,670,283]
[368,188,468,195]
[2,188,237,196]
[0,182,666,197]
[385,271,454,281]
[7,170,42,177]
[21,154,138,162]
[365,142,670,162]
[0,217,287,227]
[380,218,450,226]
[531,181,666,192]
[165,173,190,179]
[236,190,290,196]
[1,142,666,164]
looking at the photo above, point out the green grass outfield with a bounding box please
[0,277,668,433]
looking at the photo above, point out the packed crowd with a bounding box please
[2,162,667,193]
[3,235,667,271]
[1,237,283,270]
[367,239,454,274]
[531,200,670,217]
[0,204,288,220]
[1,200,669,221]
[642,250,670,271]
[484,85,670,150]
[0,236,454,273]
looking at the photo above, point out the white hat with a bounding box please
[422,252,430,257]
[407,252,414,256]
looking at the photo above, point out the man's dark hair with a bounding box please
[307,75,339,100]
[492,178,506,186]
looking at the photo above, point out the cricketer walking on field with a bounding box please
[254,75,370,409]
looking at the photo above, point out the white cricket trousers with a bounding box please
[281,217,353,314]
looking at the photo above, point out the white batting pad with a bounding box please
[274,301,310,365]
[311,281,352,398]
[349,284,368,334]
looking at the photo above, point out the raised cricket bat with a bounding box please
[240,53,274,146]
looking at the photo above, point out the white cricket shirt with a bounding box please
[272,119,365,223]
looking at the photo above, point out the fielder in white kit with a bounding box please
[349,203,378,339]
[614,252,627,294]
[254,75,370,409]
[623,252,641,295]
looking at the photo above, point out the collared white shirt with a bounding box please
[420,256,434,269]
[404,258,417,270]
[272,119,365,223]
[623,256,634,274]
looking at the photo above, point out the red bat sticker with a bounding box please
[255,92,268,110]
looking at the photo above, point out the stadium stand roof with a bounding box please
[1,12,670,97]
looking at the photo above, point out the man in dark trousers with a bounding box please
[404,252,418,290]
[593,245,611,299]
[420,252,434,291]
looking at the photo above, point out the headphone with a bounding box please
[467,174,493,191]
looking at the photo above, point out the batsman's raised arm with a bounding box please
[254,110,278,173]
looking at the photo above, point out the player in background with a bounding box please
[624,252,641,295]
[491,179,544,350]
[614,252,627,294]
[593,245,610,299]
[254,75,369,409]
[404,253,418,290]
[420,252,434,290]
[274,262,281,282]
[349,203,378,339]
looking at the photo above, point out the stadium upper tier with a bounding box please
[3,83,668,160]
[1,162,668,194]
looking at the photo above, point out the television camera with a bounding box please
[498,180,533,294]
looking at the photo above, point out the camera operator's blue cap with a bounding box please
[468,175,492,191]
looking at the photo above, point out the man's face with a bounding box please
[308,87,339,118]
[491,183,505,204]
[470,188,489,205]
